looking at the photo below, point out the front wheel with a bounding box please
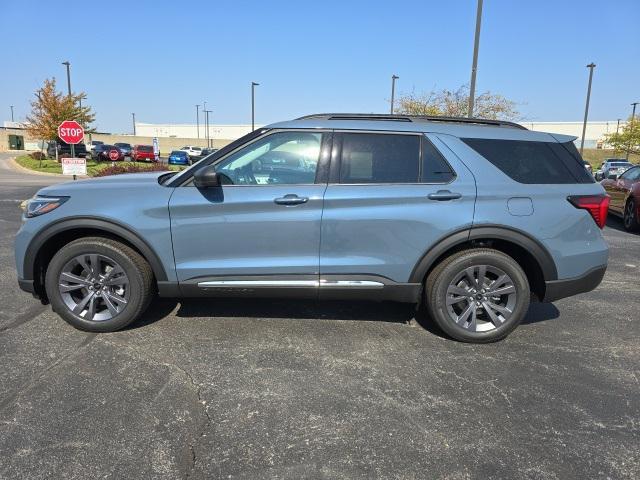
[45,237,154,332]
[624,199,640,232]
[425,248,530,343]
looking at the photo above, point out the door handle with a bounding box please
[274,194,309,206]
[427,190,462,201]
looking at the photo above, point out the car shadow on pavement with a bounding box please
[605,214,638,234]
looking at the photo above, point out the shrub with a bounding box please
[29,151,47,160]
[94,163,170,177]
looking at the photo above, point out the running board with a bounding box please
[197,279,384,289]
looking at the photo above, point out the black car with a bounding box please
[114,142,132,157]
[46,140,88,159]
[91,144,124,162]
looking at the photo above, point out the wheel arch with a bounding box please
[25,217,168,301]
[410,225,557,300]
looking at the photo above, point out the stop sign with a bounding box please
[108,149,120,161]
[57,120,84,144]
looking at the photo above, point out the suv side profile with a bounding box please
[15,114,609,342]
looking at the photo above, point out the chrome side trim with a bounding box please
[197,279,385,289]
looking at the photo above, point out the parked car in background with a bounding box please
[595,158,631,180]
[114,143,132,158]
[180,145,203,159]
[46,140,88,159]
[92,144,124,162]
[16,113,609,343]
[132,145,157,162]
[88,140,104,153]
[601,164,640,231]
[601,161,633,180]
[168,150,190,165]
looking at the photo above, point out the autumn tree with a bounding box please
[605,115,640,156]
[25,77,95,141]
[395,85,520,120]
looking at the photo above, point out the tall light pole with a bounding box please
[579,63,596,154]
[10,105,14,122]
[627,102,638,161]
[616,118,621,135]
[467,0,483,118]
[204,110,212,148]
[251,82,259,131]
[195,104,200,139]
[390,75,399,114]
[132,113,136,136]
[61,61,75,158]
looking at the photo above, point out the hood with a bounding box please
[37,171,171,196]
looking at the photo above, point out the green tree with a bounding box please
[605,115,640,156]
[395,85,520,120]
[25,77,95,141]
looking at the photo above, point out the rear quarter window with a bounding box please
[462,138,594,184]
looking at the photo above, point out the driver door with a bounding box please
[169,130,330,296]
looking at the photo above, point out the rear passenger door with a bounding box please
[319,131,476,287]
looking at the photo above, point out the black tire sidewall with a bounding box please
[45,240,146,332]
[429,251,530,343]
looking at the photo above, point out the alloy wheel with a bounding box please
[445,265,517,332]
[58,253,130,321]
[624,201,635,229]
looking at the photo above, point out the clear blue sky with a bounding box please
[1,0,638,133]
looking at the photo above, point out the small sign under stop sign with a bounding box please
[108,149,120,161]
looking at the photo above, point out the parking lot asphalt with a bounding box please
[0,152,638,479]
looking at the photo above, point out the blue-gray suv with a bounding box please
[15,114,609,342]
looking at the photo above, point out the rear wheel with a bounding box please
[426,248,530,343]
[623,199,639,232]
[45,237,154,332]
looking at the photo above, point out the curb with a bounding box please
[9,156,89,178]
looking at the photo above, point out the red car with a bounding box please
[601,164,640,231]
[132,145,157,162]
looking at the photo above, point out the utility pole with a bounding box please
[61,61,75,160]
[204,110,212,148]
[627,102,638,161]
[251,82,259,131]
[10,106,14,122]
[390,75,399,114]
[579,63,596,154]
[195,104,200,139]
[468,0,483,118]
[616,118,621,135]
[132,113,136,136]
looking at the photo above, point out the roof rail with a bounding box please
[295,113,527,130]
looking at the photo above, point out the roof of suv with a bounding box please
[266,113,576,143]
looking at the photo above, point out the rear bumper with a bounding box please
[543,265,606,302]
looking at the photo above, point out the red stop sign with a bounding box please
[108,149,120,161]
[57,120,84,144]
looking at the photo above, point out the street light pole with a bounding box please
[132,113,136,136]
[251,82,259,131]
[204,110,212,148]
[61,61,75,160]
[580,63,596,155]
[195,104,200,139]
[468,0,483,118]
[616,118,621,135]
[627,102,638,161]
[390,75,399,114]
[10,106,14,122]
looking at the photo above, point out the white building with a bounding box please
[133,120,626,147]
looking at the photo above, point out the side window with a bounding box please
[422,138,455,183]
[216,131,322,185]
[621,167,640,181]
[339,133,420,184]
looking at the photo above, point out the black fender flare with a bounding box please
[409,225,558,283]
[24,216,169,282]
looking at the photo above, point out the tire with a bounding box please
[425,248,530,343]
[45,237,154,332]
[623,199,640,232]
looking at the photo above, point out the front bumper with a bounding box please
[543,265,607,302]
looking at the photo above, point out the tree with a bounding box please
[395,85,520,120]
[605,115,640,156]
[25,78,95,141]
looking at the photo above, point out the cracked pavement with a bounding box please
[0,152,638,479]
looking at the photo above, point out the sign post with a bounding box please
[57,120,85,180]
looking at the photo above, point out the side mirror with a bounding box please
[193,165,230,188]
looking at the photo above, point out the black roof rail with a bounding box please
[295,113,527,130]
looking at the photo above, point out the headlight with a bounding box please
[25,196,69,218]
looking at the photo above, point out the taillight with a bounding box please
[567,194,610,229]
